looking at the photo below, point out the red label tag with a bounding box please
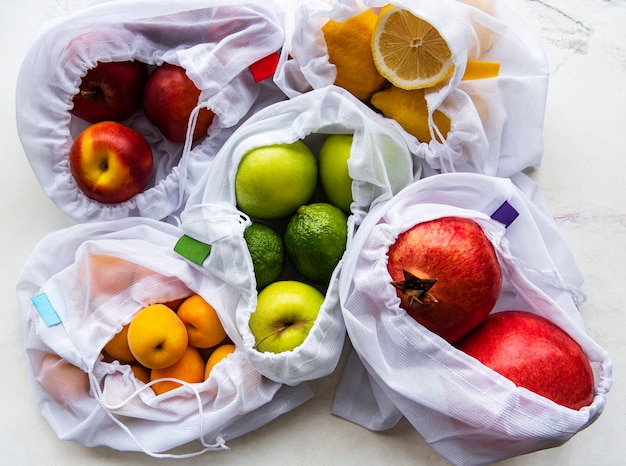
[249,52,280,83]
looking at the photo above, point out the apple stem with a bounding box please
[390,269,438,305]
[253,324,291,350]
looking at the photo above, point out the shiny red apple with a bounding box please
[455,310,595,410]
[71,60,148,123]
[387,216,502,343]
[70,121,153,204]
[142,63,215,143]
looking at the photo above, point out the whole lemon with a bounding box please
[284,203,348,285]
[371,86,451,143]
[322,9,387,101]
[235,141,318,219]
[318,134,354,214]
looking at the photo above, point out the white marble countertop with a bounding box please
[2,0,624,464]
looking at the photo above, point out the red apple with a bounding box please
[455,310,595,410]
[71,61,148,123]
[387,216,502,343]
[142,63,215,143]
[70,121,153,204]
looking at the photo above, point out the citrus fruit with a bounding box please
[235,141,318,219]
[322,9,388,100]
[371,6,454,89]
[457,0,498,53]
[284,203,348,285]
[370,85,451,143]
[462,60,500,80]
[244,222,285,289]
[318,134,354,214]
[204,344,236,379]
[249,280,324,353]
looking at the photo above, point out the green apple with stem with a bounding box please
[249,280,324,353]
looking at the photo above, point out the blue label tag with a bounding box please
[491,201,519,228]
[31,293,62,327]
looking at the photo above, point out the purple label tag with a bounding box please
[31,293,62,327]
[491,201,519,228]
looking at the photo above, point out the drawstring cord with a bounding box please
[173,102,213,222]
[88,371,228,458]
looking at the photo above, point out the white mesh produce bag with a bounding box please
[16,0,288,223]
[332,172,612,465]
[275,0,549,177]
[176,86,417,385]
[16,217,312,457]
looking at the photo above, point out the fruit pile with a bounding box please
[102,294,234,395]
[386,215,594,410]
[322,6,499,143]
[235,135,351,353]
[15,0,610,460]
[69,61,214,204]
[237,136,352,282]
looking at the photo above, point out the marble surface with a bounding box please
[2,0,624,464]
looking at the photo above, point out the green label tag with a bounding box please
[174,235,212,265]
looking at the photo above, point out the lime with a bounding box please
[235,141,318,219]
[243,222,285,289]
[284,203,348,285]
[318,134,354,214]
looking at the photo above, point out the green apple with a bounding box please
[235,141,318,220]
[318,133,354,214]
[249,280,324,353]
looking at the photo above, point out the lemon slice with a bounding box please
[372,6,455,89]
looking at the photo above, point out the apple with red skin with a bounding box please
[387,216,502,343]
[70,121,153,204]
[455,310,595,410]
[142,63,215,143]
[71,61,148,123]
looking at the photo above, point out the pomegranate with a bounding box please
[455,310,595,410]
[386,216,502,343]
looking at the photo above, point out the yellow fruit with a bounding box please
[204,344,236,380]
[284,203,348,285]
[127,304,188,369]
[457,0,499,53]
[150,346,205,396]
[370,85,451,143]
[177,294,227,349]
[103,323,135,363]
[235,141,318,219]
[372,6,454,89]
[130,364,151,384]
[322,9,387,100]
[244,222,285,290]
[318,134,354,214]
[462,60,500,80]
